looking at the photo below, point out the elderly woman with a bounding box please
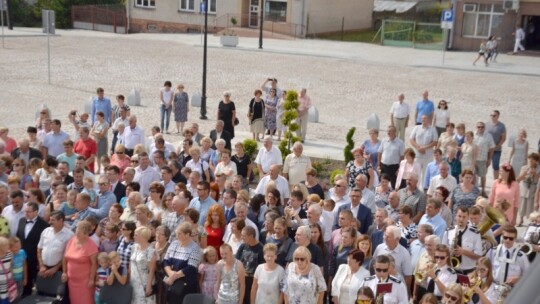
[331,249,370,304]
[147,181,165,221]
[136,204,153,228]
[91,111,110,173]
[210,139,227,170]
[361,128,381,171]
[304,168,325,200]
[517,153,539,226]
[373,173,393,208]
[185,147,211,183]
[283,246,326,304]
[231,143,252,187]
[164,222,203,302]
[172,83,189,134]
[200,137,215,164]
[154,225,172,304]
[263,88,279,139]
[110,144,131,177]
[10,159,33,190]
[397,205,417,245]
[130,226,157,303]
[396,148,422,189]
[218,91,237,138]
[460,131,478,173]
[437,122,456,155]
[345,147,374,189]
[214,149,237,184]
[62,220,98,304]
[117,221,136,270]
[248,89,265,141]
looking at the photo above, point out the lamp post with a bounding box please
[258,0,264,49]
[200,0,208,120]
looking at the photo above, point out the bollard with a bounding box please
[308,106,319,123]
[127,88,141,106]
[192,92,202,107]
[85,97,93,115]
[366,113,380,131]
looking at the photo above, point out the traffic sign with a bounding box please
[0,0,6,11]
[441,10,453,29]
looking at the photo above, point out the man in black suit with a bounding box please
[17,202,49,296]
[209,120,232,151]
[11,138,43,160]
[334,188,373,235]
[221,189,237,224]
[106,165,125,202]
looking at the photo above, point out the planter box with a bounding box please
[220,35,238,47]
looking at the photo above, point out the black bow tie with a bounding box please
[26,220,34,224]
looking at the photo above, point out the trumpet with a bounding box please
[414,264,437,284]
[463,277,483,303]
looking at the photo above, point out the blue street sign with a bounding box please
[441,10,453,22]
[200,1,206,13]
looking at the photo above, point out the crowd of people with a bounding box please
[0,83,538,304]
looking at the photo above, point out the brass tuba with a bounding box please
[478,206,506,255]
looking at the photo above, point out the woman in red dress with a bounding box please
[62,220,98,304]
[205,204,226,257]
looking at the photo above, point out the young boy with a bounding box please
[95,252,111,304]
[99,224,120,253]
[81,177,98,207]
[9,236,27,300]
[61,189,79,224]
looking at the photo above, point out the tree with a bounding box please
[344,127,356,163]
[278,90,301,159]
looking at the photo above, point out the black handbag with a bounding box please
[234,117,240,126]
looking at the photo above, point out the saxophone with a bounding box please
[450,228,461,268]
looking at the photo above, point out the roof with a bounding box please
[374,0,418,13]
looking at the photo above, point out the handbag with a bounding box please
[234,117,240,126]
[167,277,187,297]
[0,260,17,302]
[133,246,157,297]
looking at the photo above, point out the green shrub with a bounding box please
[279,90,302,159]
[330,169,345,184]
[344,127,355,163]
[243,138,258,159]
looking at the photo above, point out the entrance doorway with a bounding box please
[523,15,540,50]
[249,0,259,28]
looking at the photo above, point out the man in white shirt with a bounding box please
[37,211,74,277]
[111,105,129,153]
[2,190,25,236]
[254,136,282,177]
[389,93,410,141]
[330,178,350,213]
[296,88,312,142]
[122,115,145,156]
[373,225,413,291]
[160,166,176,194]
[223,202,259,242]
[409,115,438,184]
[255,164,290,203]
[426,162,457,198]
[283,141,312,188]
[133,152,160,197]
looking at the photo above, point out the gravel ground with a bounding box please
[0,30,539,165]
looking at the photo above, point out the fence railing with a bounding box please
[381,19,443,50]
[213,13,306,38]
[72,4,127,34]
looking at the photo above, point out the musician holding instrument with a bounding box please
[360,255,408,304]
[442,206,482,274]
[413,235,440,302]
[443,283,464,304]
[487,225,529,288]
[466,257,498,304]
[424,244,457,301]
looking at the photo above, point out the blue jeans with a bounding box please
[160,104,172,132]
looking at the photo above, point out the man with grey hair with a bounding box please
[164,195,187,236]
[283,141,312,187]
[426,162,457,198]
[222,202,259,243]
[409,114,438,184]
[398,173,426,224]
[378,125,405,188]
[296,88,312,142]
[374,225,413,291]
[122,167,136,185]
[122,115,145,157]
[409,224,434,274]
[254,164,290,203]
[254,136,283,177]
[287,225,325,271]
[354,174,376,214]
[210,120,232,151]
[389,93,410,141]
[11,138,42,163]
[120,191,143,222]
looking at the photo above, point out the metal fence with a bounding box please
[213,13,305,38]
[72,4,127,34]
[381,19,443,50]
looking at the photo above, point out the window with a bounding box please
[180,0,195,11]
[208,0,216,14]
[135,0,155,8]
[462,3,503,38]
[265,0,287,22]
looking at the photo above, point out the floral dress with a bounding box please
[374,186,394,208]
[199,263,218,300]
[283,263,326,304]
[346,160,372,188]
[264,95,279,130]
[450,185,480,215]
[130,245,156,304]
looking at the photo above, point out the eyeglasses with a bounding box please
[502,236,515,241]
[334,184,343,188]
[476,126,485,129]
[294,257,306,262]
[40,112,47,114]
[445,293,459,302]
[98,182,108,186]
[434,255,447,260]
[375,268,389,273]
[116,151,124,154]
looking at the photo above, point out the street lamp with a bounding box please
[200,0,208,120]
[259,0,264,49]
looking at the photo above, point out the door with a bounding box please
[249,0,259,28]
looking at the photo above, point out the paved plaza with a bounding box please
[0,27,539,168]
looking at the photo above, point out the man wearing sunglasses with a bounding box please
[361,255,408,304]
[441,205,482,274]
[487,224,529,288]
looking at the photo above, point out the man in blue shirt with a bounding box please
[419,198,447,238]
[188,181,217,225]
[414,90,435,125]
[89,177,117,220]
[91,87,112,125]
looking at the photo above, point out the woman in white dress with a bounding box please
[130,226,157,304]
[251,243,285,304]
[510,128,529,177]
[460,131,478,173]
[331,249,370,304]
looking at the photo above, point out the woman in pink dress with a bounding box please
[396,148,422,190]
[489,163,520,225]
[62,220,99,304]
[110,144,131,179]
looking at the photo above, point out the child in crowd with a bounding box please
[61,190,79,224]
[84,217,100,247]
[82,177,98,207]
[99,224,120,253]
[107,251,128,285]
[198,246,219,300]
[100,155,111,175]
[523,211,540,243]
[95,252,111,304]
[9,236,26,300]
[322,199,335,213]
[0,237,13,302]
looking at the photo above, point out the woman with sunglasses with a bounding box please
[356,286,375,304]
[467,257,497,304]
[110,144,131,178]
[283,246,326,304]
[331,249,369,304]
[10,159,33,191]
[434,100,450,137]
[443,283,464,304]
[117,221,136,270]
[423,244,457,301]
